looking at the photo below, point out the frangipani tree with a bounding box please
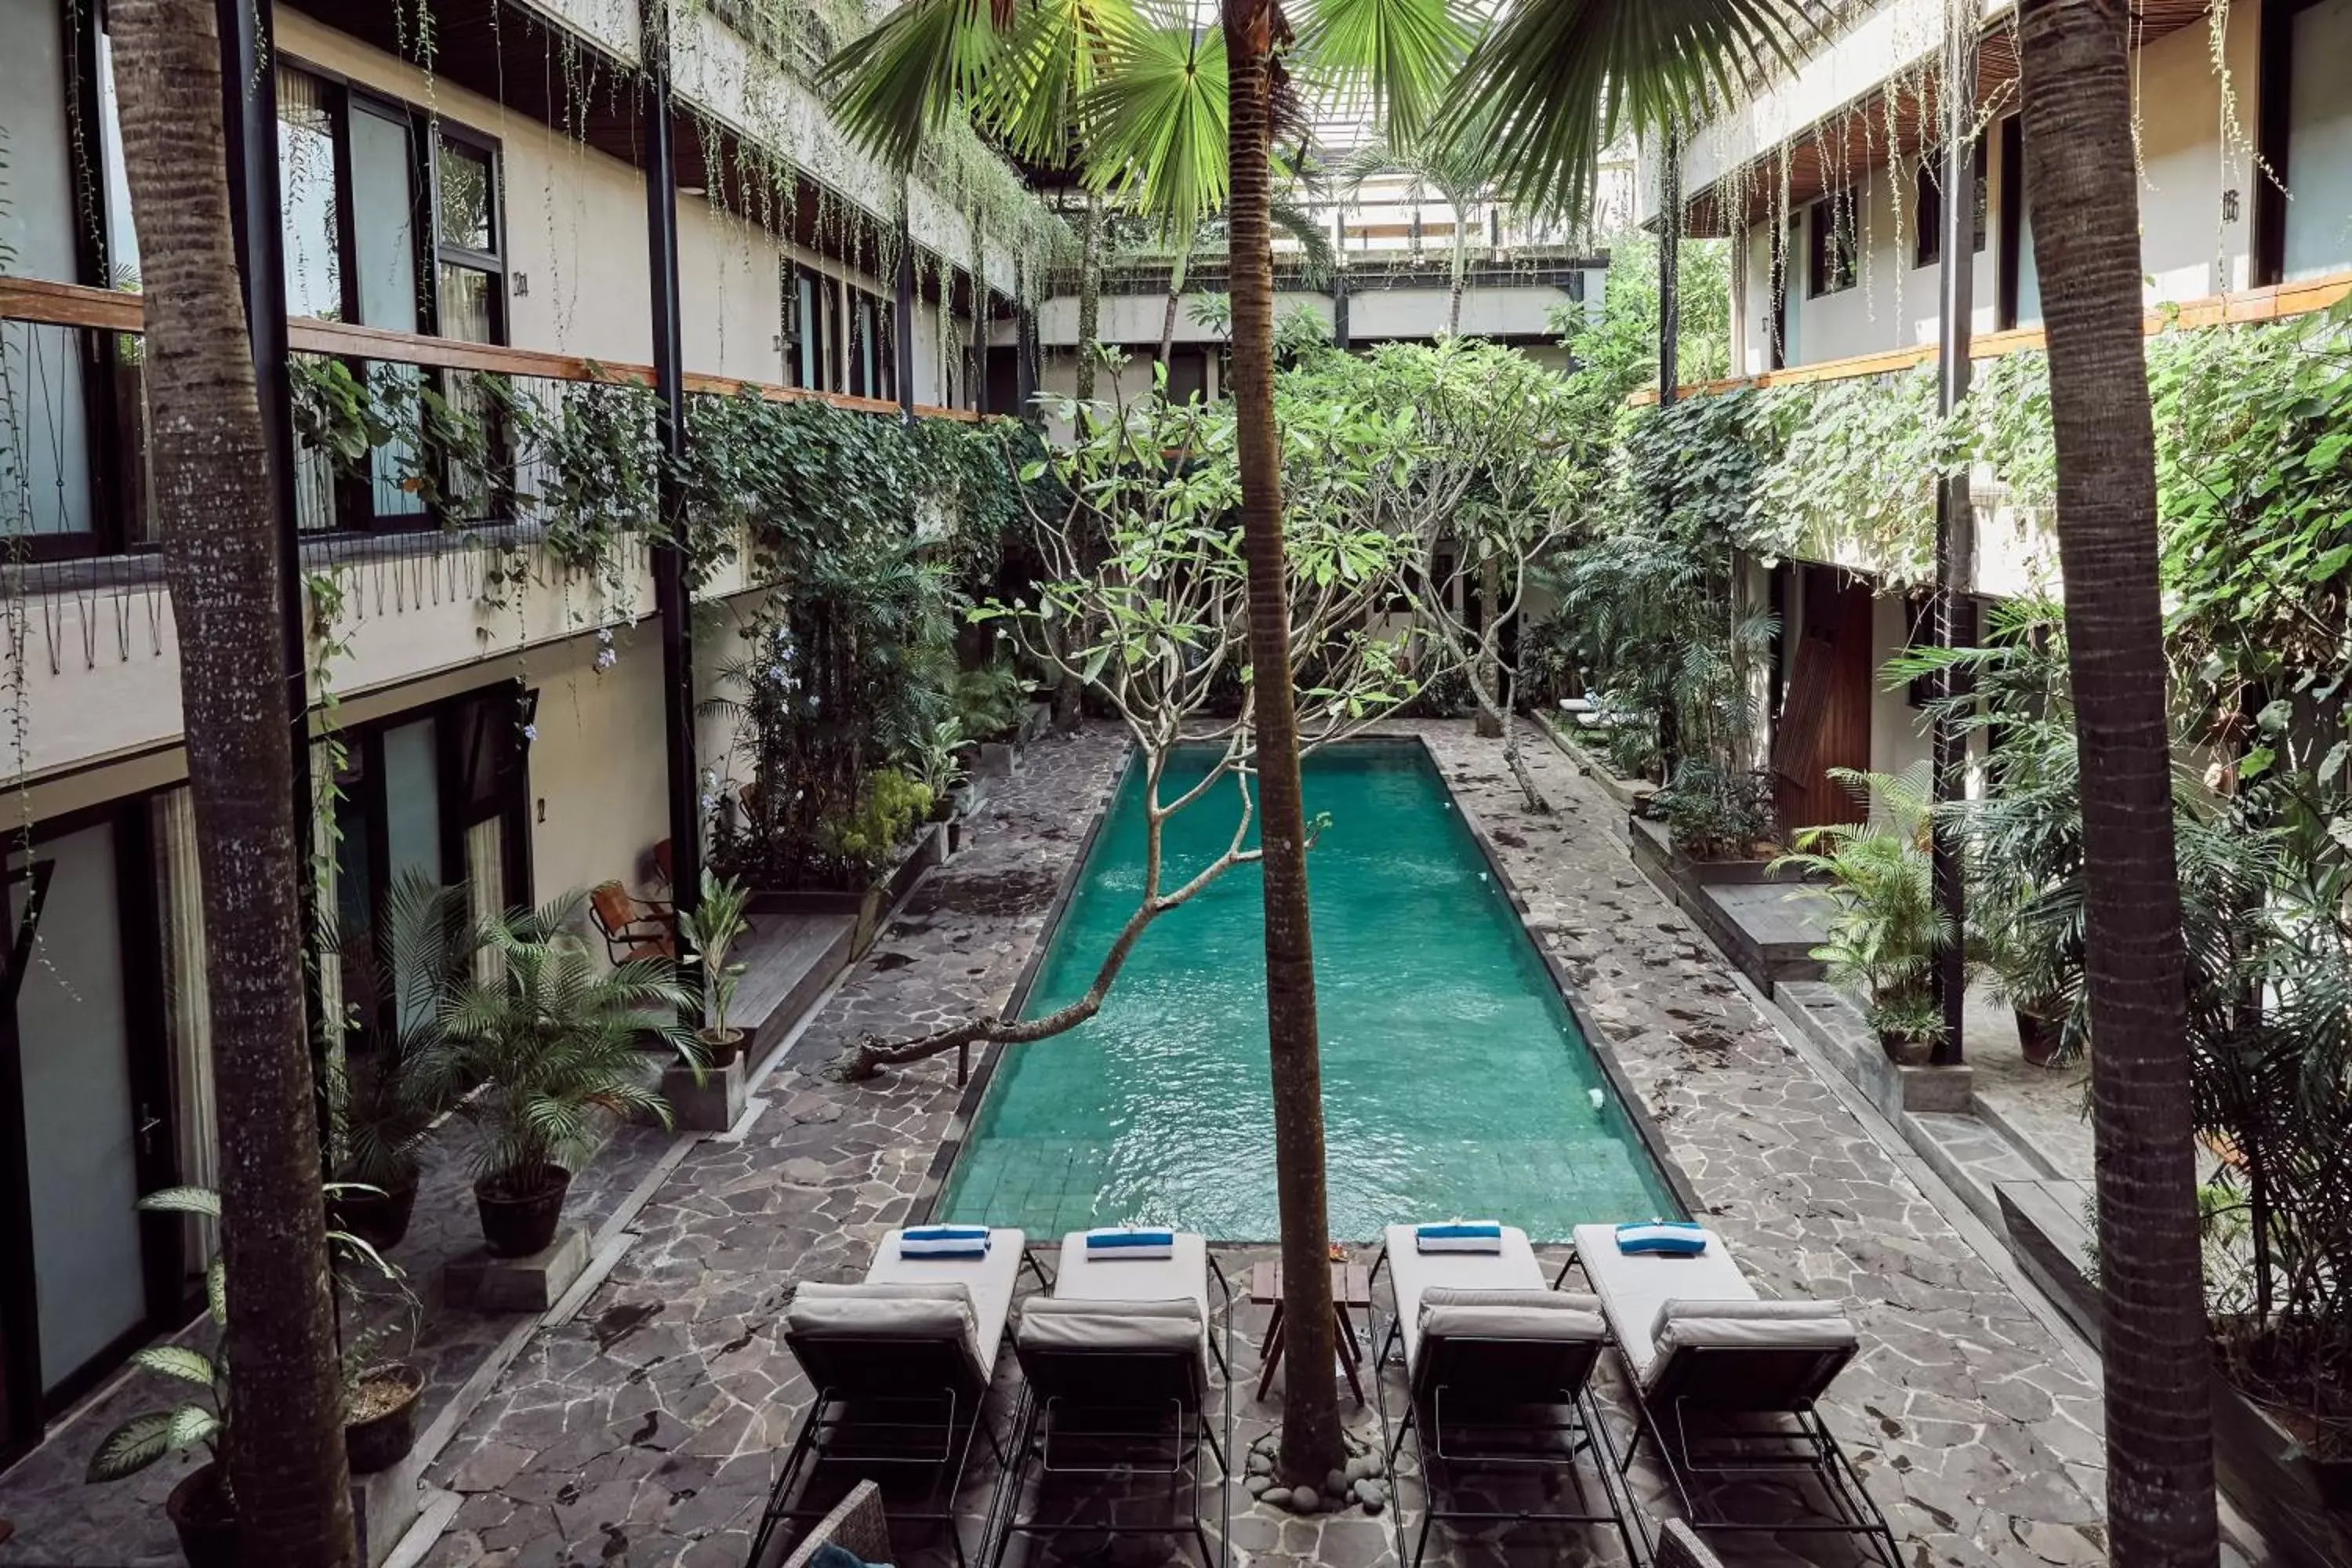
[1288,339,1593,807]
[839,373,1427,1086]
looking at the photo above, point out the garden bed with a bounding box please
[756,821,944,958]
[2211,1351,2352,1568]
[1628,814,1820,990]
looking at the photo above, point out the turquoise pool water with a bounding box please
[939,741,1683,1242]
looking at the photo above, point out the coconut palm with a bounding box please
[1336,129,1494,335]
[107,0,357,1559]
[829,0,1818,1481]
[2012,2,2215,1557]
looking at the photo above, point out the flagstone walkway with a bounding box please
[410,720,2108,1568]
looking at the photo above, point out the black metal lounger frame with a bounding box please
[983,1251,1235,1568]
[748,1249,1053,1568]
[1368,1243,1642,1568]
[1563,1243,1904,1568]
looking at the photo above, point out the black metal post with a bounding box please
[895,222,916,419]
[1659,129,1681,407]
[1014,257,1037,420]
[1331,267,1350,351]
[643,20,701,1007]
[216,0,325,1134]
[1930,16,1979,1067]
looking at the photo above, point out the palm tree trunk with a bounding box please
[1222,0,1345,1486]
[1058,191,1105,732]
[1075,189,1104,403]
[111,2,357,1562]
[2016,2,2216,1562]
[1446,228,1468,337]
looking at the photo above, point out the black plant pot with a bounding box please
[345,1363,426,1475]
[2015,1007,2067,1069]
[166,1462,239,1568]
[474,1164,572,1258]
[698,1026,745,1070]
[331,1171,420,1252]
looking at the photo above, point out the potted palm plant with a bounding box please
[328,872,477,1249]
[1889,607,2084,1068]
[419,893,701,1257]
[1773,765,1955,1065]
[678,870,752,1069]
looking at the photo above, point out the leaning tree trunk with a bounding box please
[111,2,358,1564]
[1159,247,1192,372]
[2017,2,2216,1563]
[1222,0,1345,1485]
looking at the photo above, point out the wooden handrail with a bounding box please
[1629,268,2352,405]
[0,275,987,423]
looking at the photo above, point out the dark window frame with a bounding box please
[1806,190,1859,299]
[1915,139,1990,270]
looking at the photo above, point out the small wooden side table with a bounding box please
[1250,1261,1373,1405]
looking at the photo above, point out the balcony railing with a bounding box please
[0,274,983,673]
[1632,268,2352,405]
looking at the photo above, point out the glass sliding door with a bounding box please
[11,826,147,1395]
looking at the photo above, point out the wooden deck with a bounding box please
[732,908,858,1062]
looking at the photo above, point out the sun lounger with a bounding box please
[751,1227,1038,1568]
[1571,1221,1900,1568]
[1372,1222,1639,1568]
[990,1230,1232,1568]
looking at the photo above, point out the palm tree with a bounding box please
[1337,131,1492,335]
[2013,1,2216,1560]
[108,0,357,1560]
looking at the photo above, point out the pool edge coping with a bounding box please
[913,735,1138,1222]
[1399,731,1710,1222]
[914,725,1708,1233]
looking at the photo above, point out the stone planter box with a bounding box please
[1539,718,1657,813]
[2212,1363,2352,1568]
[1778,980,1976,1119]
[1628,812,1798,889]
[757,823,942,958]
[1630,815,1820,989]
[1994,1177,2100,1347]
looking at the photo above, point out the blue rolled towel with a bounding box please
[900,1225,990,1259]
[1086,1227,1175,1259]
[1615,1221,1708,1257]
[1415,1221,1503,1254]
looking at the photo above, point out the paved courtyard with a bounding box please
[405,720,2107,1568]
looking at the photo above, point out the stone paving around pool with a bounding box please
[399,720,2108,1568]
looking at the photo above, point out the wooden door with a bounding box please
[1773,568,1875,838]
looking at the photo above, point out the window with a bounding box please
[786,263,895,398]
[1915,141,1989,269]
[1807,192,1858,297]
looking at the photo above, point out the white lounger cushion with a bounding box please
[786,1281,986,1382]
[1651,1297,1849,1348]
[1053,1230,1212,1362]
[1017,1296,1203,1356]
[1418,1287,1606,1346]
[1385,1224,1545,1370]
[1646,1302,1859,1396]
[1572,1222,1751,1381]
[866,1225,1026,1374]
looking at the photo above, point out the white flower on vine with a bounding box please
[597,626,614,645]
[594,647,616,671]
[521,723,538,743]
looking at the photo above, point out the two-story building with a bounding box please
[0,0,1048,1463]
[1642,0,2352,822]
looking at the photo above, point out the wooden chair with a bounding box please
[589,880,673,964]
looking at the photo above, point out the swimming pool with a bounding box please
[938,739,1683,1242]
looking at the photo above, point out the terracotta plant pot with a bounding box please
[2015,1007,2067,1069]
[474,1164,572,1258]
[166,1461,239,1568]
[345,1363,426,1475]
[331,1171,420,1252]
[698,1026,745,1070]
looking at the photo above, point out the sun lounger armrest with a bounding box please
[777,1480,893,1568]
